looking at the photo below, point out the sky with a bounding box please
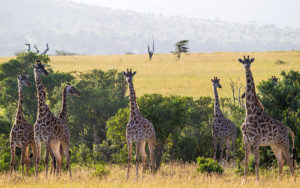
[60,0,300,29]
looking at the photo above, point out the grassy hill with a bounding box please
[1,51,299,98]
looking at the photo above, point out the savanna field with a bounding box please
[1,51,299,98]
[0,51,299,188]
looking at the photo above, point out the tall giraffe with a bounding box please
[10,75,36,176]
[238,56,295,182]
[123,69,156,179]
[211,77,237,165]
[33,60,72,178]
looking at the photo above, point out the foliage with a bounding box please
[172,40,189,59]
[50,69,128,153]
[196,157,224,175]
[235,155,255,176]
[0,51,73,123]
[92,163,110,178]
[0,134,10,171]
[55,50,77,56]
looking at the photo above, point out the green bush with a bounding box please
[235,155,255,176]
[196,157,224,175]
[0,134,10,171]
[92,163,110,178]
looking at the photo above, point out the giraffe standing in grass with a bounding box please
[211,77,237,165]
[10,75,36,176]
[238,56,295,182]
[123,69,156,179]
[33,60,72,178]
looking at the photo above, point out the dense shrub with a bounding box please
[196,157,224,175]
[0,134,10,171]
[235,155,255,176]
[92,163,110,178]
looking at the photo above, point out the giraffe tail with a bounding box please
[287,126,296,167]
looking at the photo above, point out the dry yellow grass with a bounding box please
[1,51,299,98]
[0,163,299,188]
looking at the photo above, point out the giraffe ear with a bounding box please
[133,71,136,76]
[250,58,255,63]
[238,59,243,63]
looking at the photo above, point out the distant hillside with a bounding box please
[0,0,300,56]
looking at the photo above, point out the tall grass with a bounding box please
[0,163,298,188]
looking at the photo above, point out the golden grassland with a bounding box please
[0,163,299,188]
[1,51,300,98]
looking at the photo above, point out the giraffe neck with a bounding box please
[34,70,47,114]
[16,81,24,118]
[58,86,68,121]
[244,68,263,113]
[213,86,223,117]
[128,81,141,118]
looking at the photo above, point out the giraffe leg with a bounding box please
[10,144,16,177]
[127,140,132,179]
[148,137,155,174]
[35,141,42,179]
[243,143,251,181]
[49,146,56,175]
[280,144,295,177]
[20,147,26,176]
[270,145,284,177]
[219,138,224,164]
[225,139,230,165]
[213,136,217,161]
[253,143,260,182]
[61,142,72,178]
[44,141,51,177]
[232,135,236,167]
[135,142,141,179]
[31,144,37,176]
[140,141,147,174]
[51,142,62,176]
[24,146,30,176]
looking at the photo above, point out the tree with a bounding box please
[172,40,189,60]
[0,51,73,123]
[50,69,128,152]
[147,38,155,61]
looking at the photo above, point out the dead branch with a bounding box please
[34,44,40,54]
[25,43,31,52]
[41,43,49,55]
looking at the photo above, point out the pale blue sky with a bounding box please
[60,0,300,28]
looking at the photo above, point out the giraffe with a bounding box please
[123,69,156,179]
[211,77,237,165]
[238,56,296,182]
[10,74,36,176]
[49,83,80,175]
[33,60,72,178]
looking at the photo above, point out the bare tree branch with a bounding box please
[25,43,31,52]
[147,38,154,61]
[34,44,40,54]
[41,43,49,55]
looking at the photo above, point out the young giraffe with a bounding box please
[123,69,156,179]
[49,83,80,175]
[211,77,237,165]
[10,75,36,176]
[33,60,72,178]
[238,56,295,182]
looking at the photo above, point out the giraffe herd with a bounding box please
[9,57,296,182]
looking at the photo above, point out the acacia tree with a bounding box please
[147,38,155,61]
[172,40,189,60]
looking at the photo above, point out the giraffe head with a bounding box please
[211,77,222,88]
[33,60,49,76]
[17,74,31,86]
[123,68,136,83]
[238,55,255,71]
[65,83,81,97]
[271,76,279,86]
